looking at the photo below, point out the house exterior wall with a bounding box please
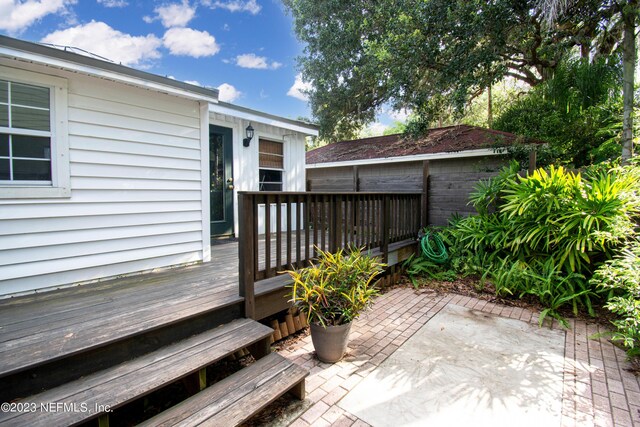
[209,111,307,236]
[0,60,209,295]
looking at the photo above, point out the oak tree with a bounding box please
[285,0,617,140]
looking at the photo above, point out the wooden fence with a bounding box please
[238,192,422,318]
[307,155,538,227]
[307,160,503,226]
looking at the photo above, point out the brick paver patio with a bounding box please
[274,287,640,427]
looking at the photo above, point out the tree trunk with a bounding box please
[621,0,637,162]
[487,84,493,128]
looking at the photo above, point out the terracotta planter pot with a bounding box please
[310,322,352,363]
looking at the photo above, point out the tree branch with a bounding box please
[504,71,540,86]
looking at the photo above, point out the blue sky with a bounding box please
[0,0,403,130]
[0,1,311,119]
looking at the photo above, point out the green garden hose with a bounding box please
[420,231,448,264]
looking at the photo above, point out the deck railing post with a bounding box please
[422,160,430,228]
[236,191,420,317]
[381,194,390,263]
[335,194,342,251]
[238,192,256,319]
[329,195,338,252]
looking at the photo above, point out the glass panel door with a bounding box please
[210,133,224,222]
[209,125,234,236]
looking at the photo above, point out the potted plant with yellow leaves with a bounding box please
[287,247,385,363]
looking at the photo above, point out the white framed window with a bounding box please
[258,138,284,191]
[0,66,69,199]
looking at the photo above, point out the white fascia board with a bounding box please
[0,48,218,104]
[209,103,319,136]
[305,148,503,169]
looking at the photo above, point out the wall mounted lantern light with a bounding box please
[243,123,255,147]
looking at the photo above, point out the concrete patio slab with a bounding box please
[272,288,640,427]
[338,304,566,426]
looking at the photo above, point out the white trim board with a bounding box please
[0,48,218,104]
[209,103,318,136]
[305,148,503,169]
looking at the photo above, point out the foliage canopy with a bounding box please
[284,0,617,140]
[494,57,624,167]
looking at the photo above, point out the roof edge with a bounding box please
[0,35,219,102]
[213,101,319,135]
[306,148,504,168]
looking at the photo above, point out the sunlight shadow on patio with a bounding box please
[338,304,566,427]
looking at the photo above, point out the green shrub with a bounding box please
[404,254,457,289]
[491,257,594,327]
[286,247,385,327]
[591,240,640,358]
[446,160,640,325]
[499,164,637,274]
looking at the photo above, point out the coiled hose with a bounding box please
[420,231,448,264]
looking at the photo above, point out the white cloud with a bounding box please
[184,80,201,86]
[162,27,219,57]
[97,0,127,7]
[217,83,241,102]
[42,21,162,66]
[287,73,311,101]
[144,0,195,28]
[236,53,265,68]
[204,0,260,15]
[236,53,281,70]
[0,0,76,33]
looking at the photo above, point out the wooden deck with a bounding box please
[0,230,415,405]
[0,191,421,425]
[0,240,242,395]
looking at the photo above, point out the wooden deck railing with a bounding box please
[238,191,422,318]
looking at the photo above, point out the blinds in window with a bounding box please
[259,139,283,169]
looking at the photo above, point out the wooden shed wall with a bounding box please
[0,60,206,295]
[306,156,506,227]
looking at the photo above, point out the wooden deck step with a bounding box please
[0,280,241,378]
[139,352,308,427]
[0,318,272,427]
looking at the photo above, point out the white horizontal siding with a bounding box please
[68,108,200,140]
[70,136,201,160]
[0,232,203,268]
[1,244,202,288]
[1,201,202,219]
[70,177,202,191]
[69,123,201,150]
[70,163,202,182]
[69,93,200,128]
[71,150,201,171]
[0,61,206,295]
[0,252,202,295]
[0,211,203,235]
[48,189,202,203]
[0,222,203,250]
[70,78,201,118]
